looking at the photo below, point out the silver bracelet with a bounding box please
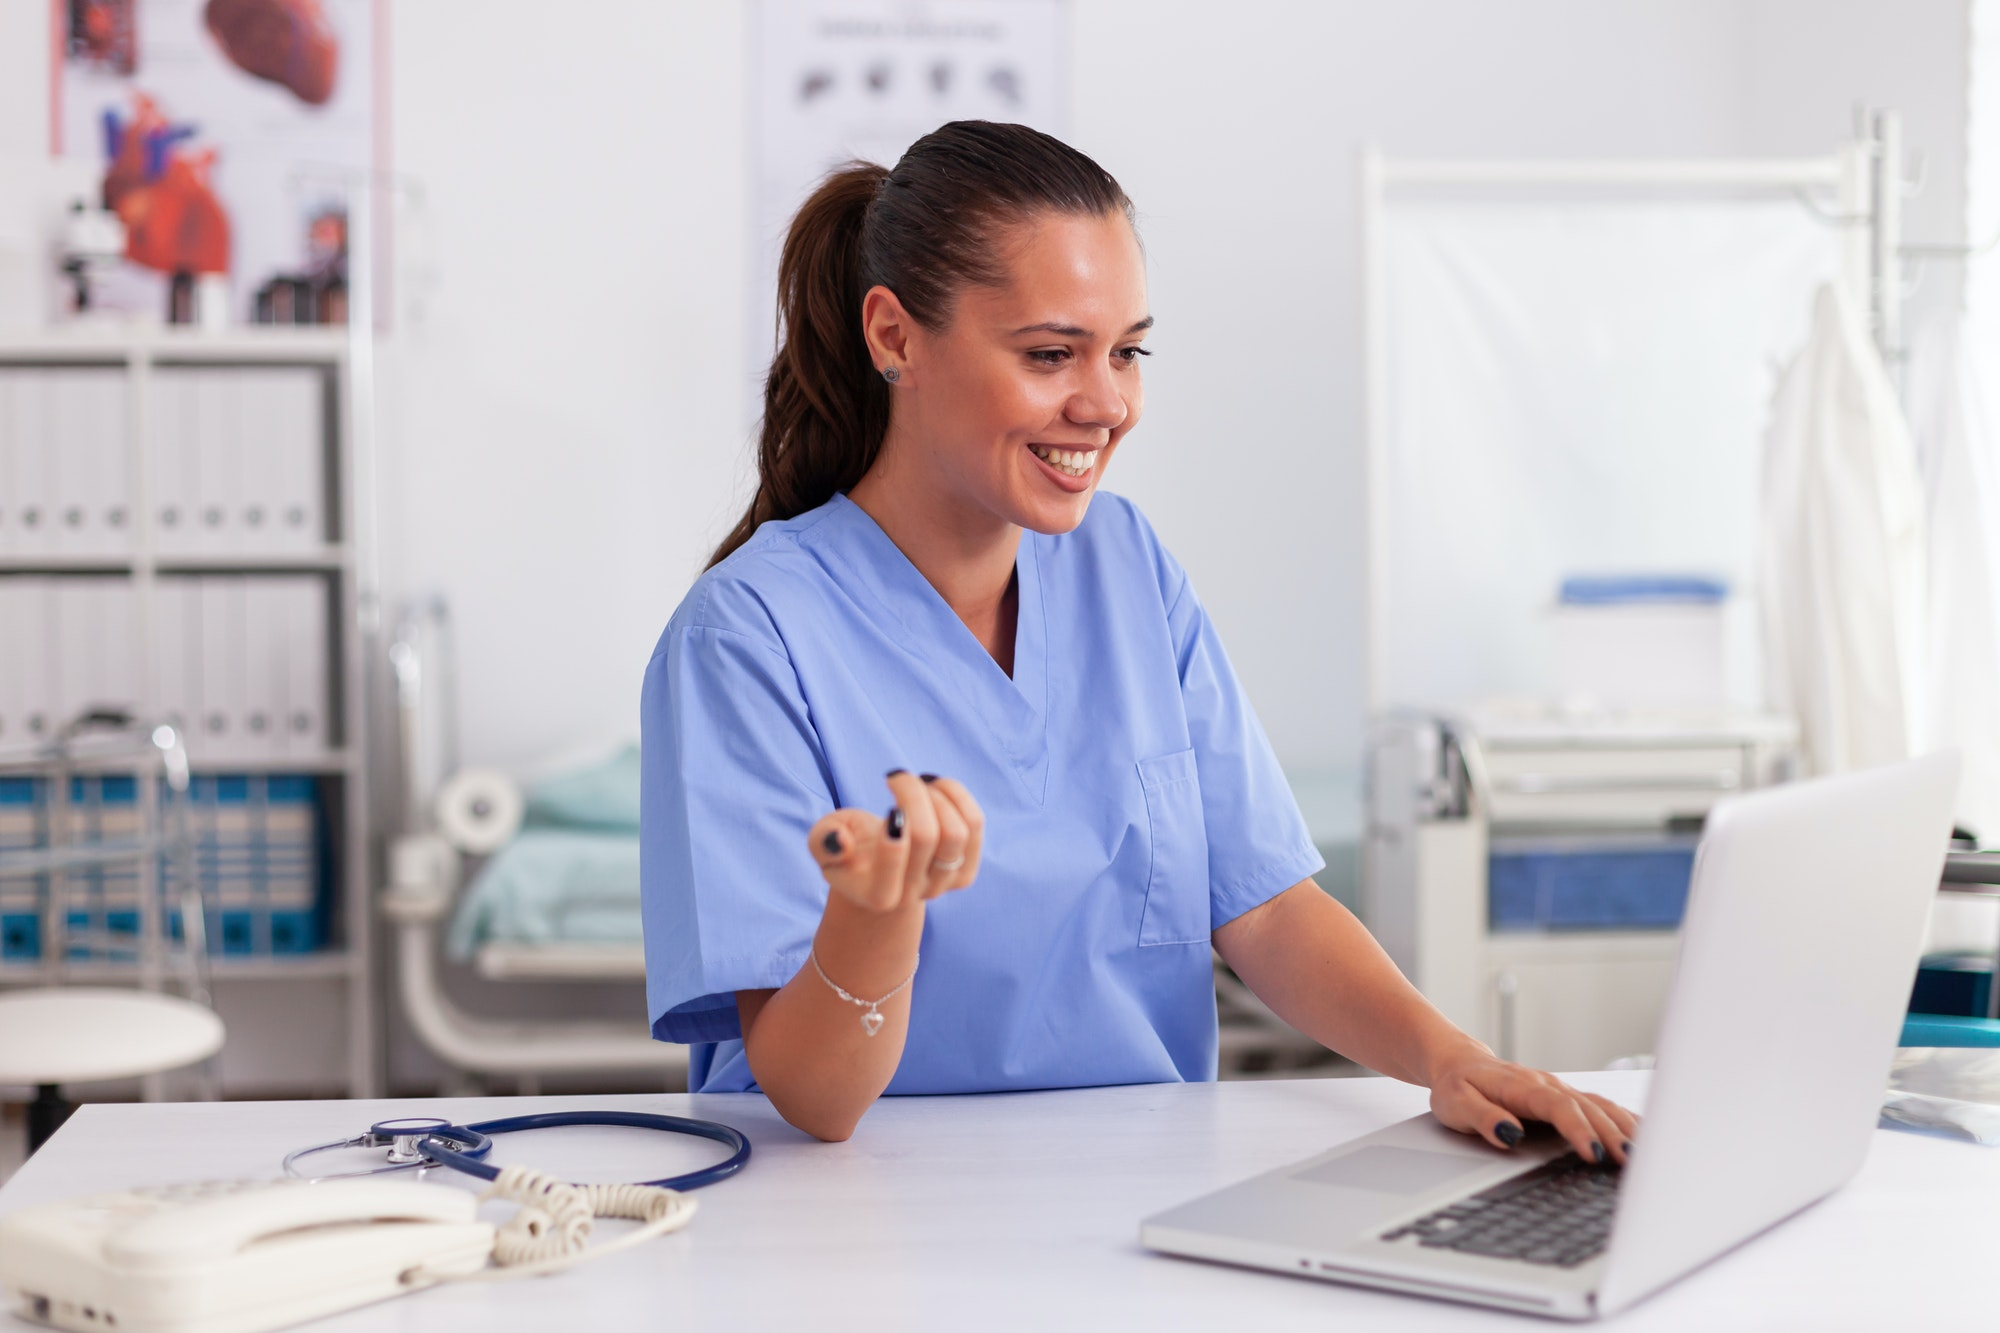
[809,949,918,1037]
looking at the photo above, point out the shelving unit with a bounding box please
[0,325,376,1097]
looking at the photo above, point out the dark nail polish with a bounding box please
[1495,1122,1522,1147]
[885,807,905,839]
[886,768,908,779]
[822,830,843,855]
[920,773,938,783]
[1591,1141,1607,1165]
[1622,1141,1633,1157]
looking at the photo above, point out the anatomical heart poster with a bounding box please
[53,0,378,323]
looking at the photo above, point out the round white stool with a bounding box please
[0,988,225,1151]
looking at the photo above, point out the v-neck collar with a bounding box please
[817,494,1050,802]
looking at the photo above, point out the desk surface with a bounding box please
[1,1071,1993,1331]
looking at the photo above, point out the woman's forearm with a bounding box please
[736,894,925,1141]
[1213,880,1481,1086]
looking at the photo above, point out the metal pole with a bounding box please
[1359,145,1389,714]
[1871,109,1904,369]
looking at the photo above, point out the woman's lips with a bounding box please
[1028,442,1097,493]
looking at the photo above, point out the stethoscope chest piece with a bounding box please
[283,1118,494,1182]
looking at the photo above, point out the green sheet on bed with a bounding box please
[445,746,644,959]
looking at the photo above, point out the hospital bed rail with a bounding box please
[380,599,683,1089]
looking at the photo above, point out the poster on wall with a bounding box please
[52,0,376,325]
[752,0,1067,387]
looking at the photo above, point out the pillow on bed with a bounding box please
[445,828,642,959]
[523,744,641,832]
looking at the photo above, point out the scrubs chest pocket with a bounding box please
[1137,748,1212,947]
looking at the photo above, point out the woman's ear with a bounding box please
[862,284,916,378]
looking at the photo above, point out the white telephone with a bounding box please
[0,1177,495,1333]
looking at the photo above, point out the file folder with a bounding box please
[196,576,247,761]
[0,778,41,960]
[267,368,324,551]
[0,580,21,746]
[50,369,130,557]
[7,579,56,745]
[283,578,328,754]
[239,578,286,758]
[149,369,201,557]
[53,579,139,725]
[150,577,201,739]
[192,370,243,554]
[7,370,52,557]
[0,372,14,556]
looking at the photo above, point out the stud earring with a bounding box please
[882,366,900,384]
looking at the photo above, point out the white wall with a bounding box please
[0,0,1971,783]
[1070,0,1968,782]
[376,3,752,773]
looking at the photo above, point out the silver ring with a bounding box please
[933,855,964,872]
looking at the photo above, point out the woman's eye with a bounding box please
[1115,346,1153,364]
[1028,349,1068,366]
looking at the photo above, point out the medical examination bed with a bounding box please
[381,603,682,1087]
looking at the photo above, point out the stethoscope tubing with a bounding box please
[286,1110,751,1192]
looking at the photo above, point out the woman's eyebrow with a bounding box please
[1010,315,1156,337]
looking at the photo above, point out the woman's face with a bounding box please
[866,210,1150,537]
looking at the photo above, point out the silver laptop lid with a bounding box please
[1597,752,1960,1316]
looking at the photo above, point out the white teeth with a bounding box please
[1032,445,1093,478]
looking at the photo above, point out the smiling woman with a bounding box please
[640,121,1636,1159]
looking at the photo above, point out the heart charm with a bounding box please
[860,1010,885,1037]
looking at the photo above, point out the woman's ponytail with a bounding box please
[708,123,1131,568]
[709,163,890,567]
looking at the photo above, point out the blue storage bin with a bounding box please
[1489,837,1697,932]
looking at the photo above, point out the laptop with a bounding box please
[1143,752,1961,1320]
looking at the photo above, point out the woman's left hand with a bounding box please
[1427,1043,1639,1167]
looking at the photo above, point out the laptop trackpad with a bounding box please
[1293,1146,1492,1195]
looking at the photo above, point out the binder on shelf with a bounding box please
[51,369,131,558]
[0,579,22,746]
[6,370,52,557]
[0,778,41,960]
[196,576,246,761]
[0,372,14,557]
[262,775,324,952]
[236,370,272,547]
[150,370,201,558]
[151,577,201,739]
[192,370,243,555]
[264,368,325,552]
[239,578,286,757]
[3,579,56,745]
[280,577,328,755]
[52,578,139,726]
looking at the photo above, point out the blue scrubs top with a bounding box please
[640,491,1322,1094]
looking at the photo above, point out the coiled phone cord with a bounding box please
[405,1165,698,1284]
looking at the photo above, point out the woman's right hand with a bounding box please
[808,770,984,912]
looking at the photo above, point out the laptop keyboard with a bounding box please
[1379,1152,1621,1269]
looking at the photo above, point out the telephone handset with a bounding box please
[0,1178,496,1333]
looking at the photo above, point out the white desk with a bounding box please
[1,1071,1993,1330]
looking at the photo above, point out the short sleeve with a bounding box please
[1165,575,1325,929]
[640,619,833,1044]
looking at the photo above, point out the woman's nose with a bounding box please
[1064,364,1129,434]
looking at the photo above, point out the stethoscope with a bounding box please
[283,1111,752,1192]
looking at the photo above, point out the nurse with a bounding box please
[642,121,1636,1159]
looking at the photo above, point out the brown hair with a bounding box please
[708,120,1133,567]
